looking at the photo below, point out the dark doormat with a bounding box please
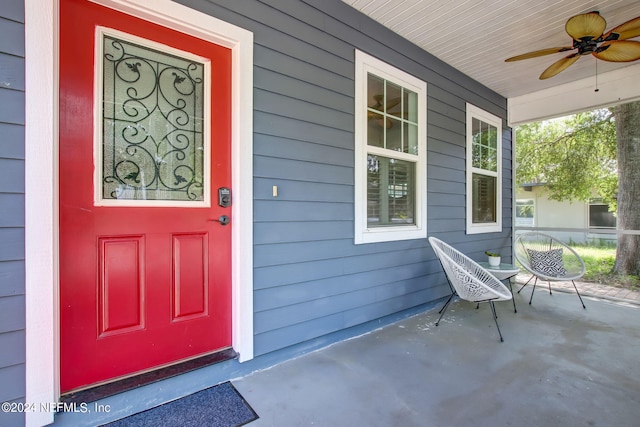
[101,382,258,427]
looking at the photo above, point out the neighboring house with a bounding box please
[516,183,617,244]
[1,1,517,425]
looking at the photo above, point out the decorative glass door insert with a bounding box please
[97,27,211,206]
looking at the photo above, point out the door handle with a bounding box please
[217,215,230,225]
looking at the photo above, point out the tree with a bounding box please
[516,109,617,205]
[612,101,640,276]
[516,101,640,276]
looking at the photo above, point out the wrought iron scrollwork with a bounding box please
[102,35,206,202]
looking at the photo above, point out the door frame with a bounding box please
[24,1,254,425]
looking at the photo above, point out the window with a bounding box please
[355,51,427,244]
[516,199,535,227]
[589,200,617,229]
[466,103,502,234]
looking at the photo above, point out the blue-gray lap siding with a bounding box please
[0,0,26,426]
[176,0,513,356]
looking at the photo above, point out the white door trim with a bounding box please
[25,1,254,425]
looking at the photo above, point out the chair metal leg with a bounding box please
[528,277,538,305]
[489,301,504,342]
[547,281,553,295]
[572,280,587,309]
[518,275,535,294]
[435,293,455,326]
[506,279,517,313]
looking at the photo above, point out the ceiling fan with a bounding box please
[505,12,640,79]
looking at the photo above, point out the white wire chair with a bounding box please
[514,232,586,308]
[428,237,513,342]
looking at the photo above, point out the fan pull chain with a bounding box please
[595,59,599,92]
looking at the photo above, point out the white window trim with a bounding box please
[466,103,502,234]
[354,50,427,244]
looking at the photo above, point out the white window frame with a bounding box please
[354,50,427,244]
[466,103,502,234]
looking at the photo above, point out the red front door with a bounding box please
[59,0,232,392]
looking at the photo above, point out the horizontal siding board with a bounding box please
[429,218,465,233]
[428,138,464,158]
[0,228,23,261]
[255,66,353,114]
[255,200,352,222]
[0,364,25,402]
[254,247,430,292]
[428,165,464,183]
[0,330,24,367]
[254,220,352,245]
[0,0,25,23]
[428,206,465,220]
[0,261,25,297]
[428,178,464,195]
[0,295,24,333]
[254,178,353,203]
[429,110,465,136]
[428,151,464,171]
[0,18,23,57]
[254,134,353,166]
[254,237,431,268]
[0,194,24,227]
[0,403,24,427]
[0,123,25,159]
[254,112,353,150]
[428,124,464,148]
[0,53,24,91]
[254,274,431,333]
[255,89,353,132]
[254,156,352,185]
[255,46,353,96]
[426,192,465,208]
[256,0,354,61]
[0,88,24,125]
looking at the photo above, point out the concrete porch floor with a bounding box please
[234,286,640,427]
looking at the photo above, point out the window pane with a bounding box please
[589,204,617,228]
[404,122,418,155]
[472,173,496,223]
[516,199,534,227]
[472,117,498,172]
[386,117,402,151]
[102,34,206,202]
[386,81,402,118]
[367,112,385,147]
[367,156,415,227]
[367,74,385,112]
[404,89,418,123]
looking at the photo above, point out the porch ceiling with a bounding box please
[340,0,640,124]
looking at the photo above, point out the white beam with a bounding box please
[508,63,640,126]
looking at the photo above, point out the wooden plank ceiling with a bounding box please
[340,0,640,101]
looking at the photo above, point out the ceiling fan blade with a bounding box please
[505,46,574,62]
[594,40,640,62]
[565,12,606,41]
[603,16,640,41]
[539,54,581,79]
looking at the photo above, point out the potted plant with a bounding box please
[485,251,501,267]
